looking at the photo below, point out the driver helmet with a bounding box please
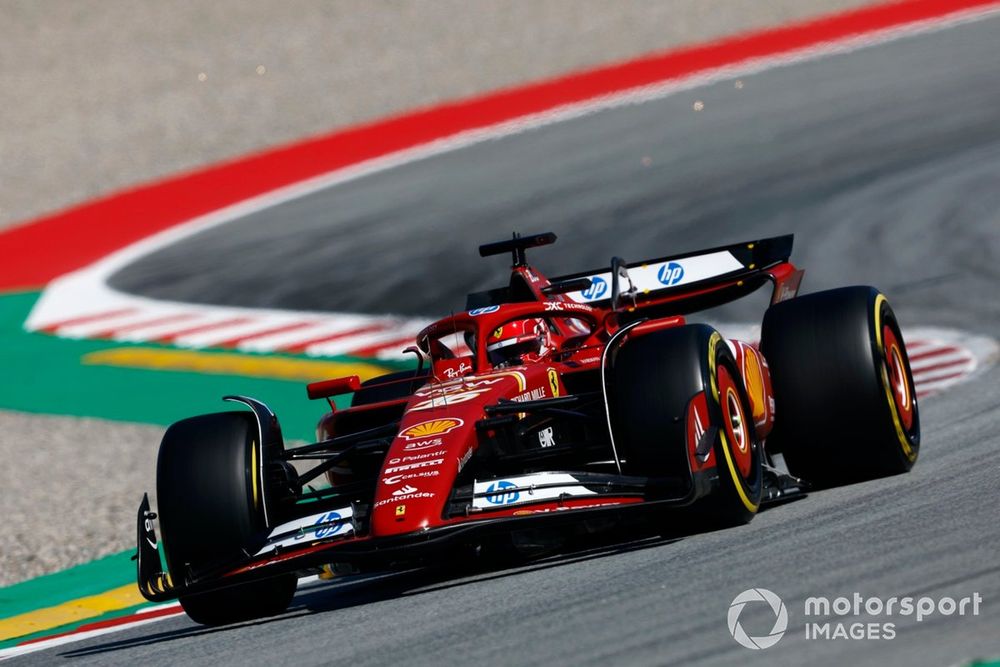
[487,318,553,367]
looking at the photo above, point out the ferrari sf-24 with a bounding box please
[135,233,920,625]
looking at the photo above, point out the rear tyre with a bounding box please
[156,411,297,625]
[611,324,762,527]
[760,286,920,487]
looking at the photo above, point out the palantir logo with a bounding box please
[728,588,788,650]
[581,276,607,301]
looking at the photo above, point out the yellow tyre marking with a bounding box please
[0,583,146,641]
[709,332,758,514]
[708,332,720,400]
[250,438,260,510]
[873,294,916,461]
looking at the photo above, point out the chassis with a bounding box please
[135,233,920,625]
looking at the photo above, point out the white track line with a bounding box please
[912,365,976,383]
[0,575,328,661]
[111,317,219,342]
[54,312,169,339]
[173,319,313,348]
[0,611,182,661]
[909,350,974,370]
[236,319,388,353]
[305,325,425,357]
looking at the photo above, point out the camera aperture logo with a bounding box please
[728,588,788,650]
[728,588,983,649]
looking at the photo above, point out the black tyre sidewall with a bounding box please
[156,411,263,581]
[610,324,715,480]
[761,286,920,485]
[179,574,297,626]
[610,325,761,523]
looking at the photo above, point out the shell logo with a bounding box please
[399,418,465,440]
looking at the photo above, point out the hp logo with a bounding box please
[485,481,520,505]
[581,277,608,301]
[310,511,342,539]
[657,262,685,286]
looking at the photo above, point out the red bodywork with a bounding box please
[290,238,792,557]
[137,234,802,595]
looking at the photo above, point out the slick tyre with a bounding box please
[178,575,297,626]
[611,324,762,527]
[156,411,296,625]
[760,286,920,487]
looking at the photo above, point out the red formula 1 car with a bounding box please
[135,233,920,625]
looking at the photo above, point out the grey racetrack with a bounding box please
[22,13,1000,667]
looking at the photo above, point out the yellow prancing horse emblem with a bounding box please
[547,368,560,397]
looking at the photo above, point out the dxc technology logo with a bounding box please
[728,588,788,650]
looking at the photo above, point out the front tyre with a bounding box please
[156,411,297,625]
[610,324,762,527]
[179,575,297,626]
[708,336,763,526]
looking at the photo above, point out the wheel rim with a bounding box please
[718,365,752,479]
[882,324,914,431]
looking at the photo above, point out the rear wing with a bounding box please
[553,234,801,315]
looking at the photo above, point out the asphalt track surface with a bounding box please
[31,15,1000,667]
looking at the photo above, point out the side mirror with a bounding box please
[403,345,425,375]
[610,257,637,311]
[541,277,594,296]
[306,375,361,400]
